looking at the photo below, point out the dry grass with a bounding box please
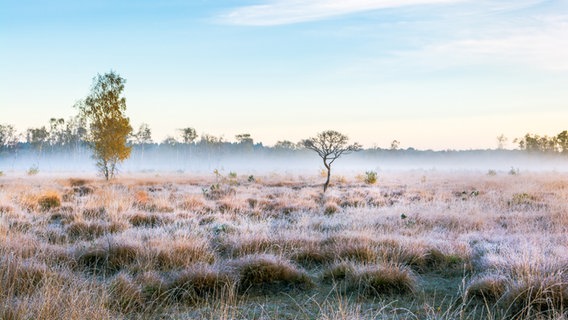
[229,254,314,294]
[0,171,567,318]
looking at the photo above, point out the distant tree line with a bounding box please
[3,124,568,157]
[514,131,568,153]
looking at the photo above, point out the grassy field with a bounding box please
[1,170,567,319]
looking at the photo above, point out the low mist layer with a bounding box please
[2,146,568,176]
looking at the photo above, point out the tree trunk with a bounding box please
[323,163,331,192]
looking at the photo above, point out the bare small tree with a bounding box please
[302,130,361,192]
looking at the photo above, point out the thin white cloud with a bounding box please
[220,0,465,26]
[404,15,568,71]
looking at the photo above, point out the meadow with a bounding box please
[1,170,567,319]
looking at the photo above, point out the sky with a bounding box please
[1,0,567,150]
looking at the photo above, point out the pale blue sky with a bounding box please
[1,0,567,149]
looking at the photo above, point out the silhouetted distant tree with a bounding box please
[496,134,508,150]
[200,134,223,145]
[179,127,197,144]
[301,130,361,192]
[0,124,18,153]
[26,126,49,153]
[390,140,400,150]
[132,123,153,145]
[274,140,298,150]
[235,133,253,145]
[77,71,132,180]
[516,133,556,153]
[556,131,568,154]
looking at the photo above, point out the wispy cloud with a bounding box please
[397,15,568,71]
[220,0,465,26]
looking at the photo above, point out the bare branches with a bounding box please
[301,130,361,192]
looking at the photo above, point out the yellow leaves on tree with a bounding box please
[78,71,132,180]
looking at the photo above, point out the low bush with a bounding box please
[364,171,378,184]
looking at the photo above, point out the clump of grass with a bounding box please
[66,220,125,240]
[128,212,169,228]
[0,205,14,214]
[324,202,341,215]
[221,235,279,258]
[49,210,75,225]
[321,261,356,283]
[37,191,62,212]
[178,195,208,212]
[73,242,141,275]
[465,273,508,302]
[503,271,568,318]
[322,262,417,296]
[82,206,107,219]
[326,236,378,263]
[508,192,545,210]
[229,254,313,294]
[73,185,94,196]
[166,266,234,305]
[292,240,335,266]
[153,240,215,270]
[0,256,51,296]
[136,271,168,303]
[408,248,467,274]
[108,272,145,313]
[68,178,91,187]
[217,197,248,213]
[202,184,236,200]
[350,264,417,296]
[133,190,150,207]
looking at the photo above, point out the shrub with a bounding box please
[27,165,39,175]
[364,171,378,184]
[38,192,62,212]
